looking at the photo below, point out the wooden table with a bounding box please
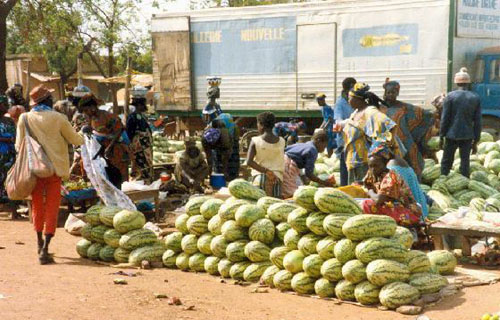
[428,222,500,256]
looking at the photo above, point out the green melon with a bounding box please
[366,259,410,286]
[188,252,207,272]
[181,234,199,255]
[316,237,336,260]
[427,250,457,275]
[103,228,121,248]
[129,244,166,266]
[314,188,363,215]
[164,231,183,253]
[391,226,414,249]
[283,250,305,273]
[341,259,367,284]
[409,272,449,294]
[113,210,146,234]
[320,258,343,282]
[175,214,190,234]
[204,256,221,275]
[175,252,191,270]
[291,272,316,294]
[210,235,229,258]
[244,241,271,262]
[87,243,104,260]
[323,213,356,240]
[85,205,104,226]
[293,186,318,211]
[200,198,224,220]
[354,281,380,305]
[218,200,249,221]
[185,196,212,216]
[243,262,272,282]
[99,206,122,227]
[197,233,214,255]
[267,202,299,223]
[119,229,157,251]
[186,215,209,236]
[287,207,310,234]
[261,265,280,287]
[284,228,301,249]
[229,261,252,280]
[379,282,420,309]
[221,220,248,242]
[257,196,284,213]
[342,214,397,241]
[90,225,110,244]
[276,222,291,242]
[249,218,275,244]
[297,233,321,256]
[207,214,223,235]
[76,239,92,258]
[355,237,408,264]
[226,240,249,262]
[314,278,336,298]
[99,245,116,262]
[235,204,265,227]
[114,247,131,263]
[269,246,291,269]
[306,212,328,236]
[162,249,178,268]
[228,179,266,201]
[335,280,356,301]
[334,238,357,264]
[406,250,431,273]
[273,269,294,291]
[218,258,234,278]
[303,254,324,278]
[81,224,92,241]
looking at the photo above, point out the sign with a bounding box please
[191,16,296,76]
[342,24,419,58]
[457,0,500,38]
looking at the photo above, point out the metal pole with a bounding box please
[25,60,31,109]
[124,56,132,121]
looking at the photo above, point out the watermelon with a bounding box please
[90,225,110,244]
[99,245,115,262]
[218,200,249,221]
[267,202,299,223]
[218,258,234,278]
[366,259,410,286]
[85,205,104,226]
[185,196,212,216]
[119,229,157,251]
[392,226,414,249]
[469,180,498,199]
[480,131,495,143]
[98,206,122,226]
[342,259,367,284]
[245,241,271,262]
[287,207,310,234]
[129,244,166,266]
[197,233,214,255]
[210,235,229,258]
[113,210,146,234]
[314,278,336,298]
[427,136,440,151]
[342,215,397,241]
[320,258,343,282]
[306,212,328,236]
[314,188,363,215]
[291,272,316,294]
[243,262,272,282]
[303,254,324,278]
[276,222,291,242]
[228,179,266,200]
[175,214,190,234]
[354,281,380,305]
[406,250,431,273]
[176,253,191,270]
[229,261,252,280]
[422,165,441,184]
[188,252,207,272]
[221,220,247,242]
[297,233,322,256]
[335,280,356,301]
[181,234,199,255]
[355,237,408,264]
[261,265,280,287]
[323,213,354,240]
[187,215,209,236]
[293,186,318,211]
[164,231,183,253]
[283,250,305,273]
[208,214,223,235]
[284,228,301,249]
[316,236,337,260]
[162,249,178,268]
[257,196,283,213]
[249,218,275,244]
[202,256,220,275]
[114,247,131,263]
[334,238,357,263]
[269,246,291,269]
[81,224,92,241]
[427,250,457,275]
[103,229,121,248]
[235,205,265,227]
[200,199,224,220]
[471,171,490,185]
[76,239,92,258]
[409,272,448,294]
[226,240,249,262]
[379,282,420,309]
[87,243,104,260]
[444,174,469,194]
[273,269,294,291]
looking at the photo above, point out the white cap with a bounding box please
[454,67,471,84]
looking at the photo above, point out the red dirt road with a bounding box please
[1,217,499,320]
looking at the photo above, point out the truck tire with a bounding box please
[482,116,500,140]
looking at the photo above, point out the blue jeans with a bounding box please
[440,138,472,178]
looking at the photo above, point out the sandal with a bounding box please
[39,252,55,265]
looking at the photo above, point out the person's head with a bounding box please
[29,84,54,108]
[342,77,357,97]
[383,78,400,104]
[454,67,471,89]
[312,130,328,153]
[207,86,220,102]
[316,93,327,107]
[202,128,221,148]
[348,83,371,110]
[53,100,71,117]
[296,120,307,134]
[0,95,9,115]
[367,141,393,176]
[256,111,275,134]
[78,94,101,117]
[131,97,147,113]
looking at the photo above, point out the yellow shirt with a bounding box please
[16,111,85,180]
[250,136,285,181]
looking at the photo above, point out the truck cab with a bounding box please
[472,48,500,136]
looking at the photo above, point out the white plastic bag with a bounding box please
[64,214,86,236]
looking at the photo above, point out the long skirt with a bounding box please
[362,199,421,226]
[282,155,302,199]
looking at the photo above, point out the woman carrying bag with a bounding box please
[15,85,84,264]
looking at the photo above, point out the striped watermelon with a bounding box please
[257,196,284,212]
[197,233,214,255]
[342,259,367,284]
[379,282,420,309]
[229,261,252,280]
[261,265,280,287]
[91,225,110,244]
[181,234,199,255]
[284,228,301,249]
[249,218,275,244]
[314,188,363,215]
[99,206,122,226]
[210,235,229,258]
[335,280,356,301]
[85,205,104,226]
[267,203,299,223]
[76,239,92,258]
[314,278,336,298]
[235,204,265,227]
[323,214,354,240]
[291,272,316,294]
[427,250,457,275]
[114,247,131,263]
[320,258,343,282]
[245,241,271,262]
[119,229,157,251]
[226,240,249,262]
[176,252,191,270]
[334,238,357,263]
[366,259,410,286]
[221,220,247,242]
[188,252,207,272]
[164,231,183,253]
[406,250,431,273]
[228,179,266,200]
[391,226,414,249]
[316,236,337,260]
[218,258,234,278]
[129,244,166,266]
[354,281,380,305]
[273,269,294,291]
[306,212,328,236]
[287,207,310,234]
[276,222,291,242]
[293,186,318,211]
[113,210,146,234]
[81,224,92,241]
[283,250,305,273]
[355,237,408,264]
[175,214,190,234]
[103,229,121,248]
[298,233,322,256]
[208,214,223,235]
[303,254,324,278]
[200,198,224,220]
[270,246,292,269]
[87,243,104,260]
[204,256,221,275]
[185,196,212,216]
[342,214,397,241]
[162,249,178,268]
[99,245,115,262]
[243,262,272,282]
[218,200,249,221]
[409,272,449,294]
[187,215,209,236]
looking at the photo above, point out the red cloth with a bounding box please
[32,175,62,235]
[362,199,420,226]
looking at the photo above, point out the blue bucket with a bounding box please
[210,173,226,189]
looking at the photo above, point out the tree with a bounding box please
[0,0,19,93]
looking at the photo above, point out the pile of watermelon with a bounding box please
[164,181,457,310]
[422,132,500,220]
[76,205,166,266]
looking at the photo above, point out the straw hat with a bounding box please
[29,85,54,106]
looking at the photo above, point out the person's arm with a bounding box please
[126,114,137,141]
[304,155,333,187]
[439,96,452,148]
[246,140,268,174]
[472,98,482,153]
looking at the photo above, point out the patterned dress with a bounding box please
[126,112,153,183]
[0,117,17,202]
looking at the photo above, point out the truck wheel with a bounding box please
[240,130,259,153]
[482,116,500,140]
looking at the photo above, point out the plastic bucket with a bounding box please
[210,173,226,189]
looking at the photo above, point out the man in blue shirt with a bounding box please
[317,93,336,157]
[440,67,482,178]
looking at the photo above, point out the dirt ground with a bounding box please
[1,216,500,320]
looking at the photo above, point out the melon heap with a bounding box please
[77,205,166,266]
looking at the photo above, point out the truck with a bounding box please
[151,0,500,137]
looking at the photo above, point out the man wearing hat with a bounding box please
[440,67,482,178]
[174,138,209,193]
[317,93,336,157]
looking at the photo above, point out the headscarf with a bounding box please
[78,93,103,108]
[368,141,393,160]
[383,78,400,91]
[349,83,371,99]
[216,113,235,136]
[203,128,221,146]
